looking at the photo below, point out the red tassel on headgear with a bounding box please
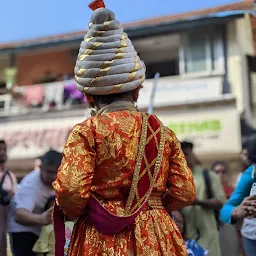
[89,0,105,11]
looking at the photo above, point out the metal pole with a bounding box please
[148,72,160,114]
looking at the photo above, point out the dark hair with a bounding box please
[242,140,250,150]
[247,136,256,163]
[41,150,62,166]
[92,90,134,105]
[211,161,228,171]
[180,141,194,150]
[44,196,55,211]
[0,140,6,145]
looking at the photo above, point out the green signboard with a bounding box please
[168,120,221,135]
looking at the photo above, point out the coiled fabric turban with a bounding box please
[74,6,146,95]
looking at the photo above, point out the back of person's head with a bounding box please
[41,150,62,167]
[40,150,62,187]
[247,136,256,164]
[180,141,198,168]
[0,140,6,146]
[181,141,194,151]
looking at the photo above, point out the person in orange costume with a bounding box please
[52,1,195,255]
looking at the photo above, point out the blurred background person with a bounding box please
[235,140,254,256]
[237,141,253,185]
[0,140,17,256]
[211,161,240,256]
[181,141,226,256]
[10,150,62,256]
[32,196,74,256]
[172,211,208,256]
[220,136,256,256]
[8,156,42,255]
[212,161,234,199]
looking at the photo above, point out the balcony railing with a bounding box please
[0,74,225,117]
[0,80,87,116]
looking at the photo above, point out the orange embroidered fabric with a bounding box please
[53,111,195,256]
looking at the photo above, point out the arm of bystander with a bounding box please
[220,165,256,224]
[15,174,52,226]
[194,171,226,210]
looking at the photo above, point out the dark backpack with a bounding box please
[202,170,221,229]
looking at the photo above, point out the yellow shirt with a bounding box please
[182,165,226,256]
[33,222,74,256]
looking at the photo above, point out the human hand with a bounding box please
[39,206,54,225]
[232,195,256,221]
[193,198,201,205]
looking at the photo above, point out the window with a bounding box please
[185,32,209,73]
[180,27,224,74]
[146,60,179,79]
[134,34,180,78]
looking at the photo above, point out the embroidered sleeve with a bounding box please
[164,129,195,212]
[53,123,96,219]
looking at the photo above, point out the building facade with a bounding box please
[0,1,255,177]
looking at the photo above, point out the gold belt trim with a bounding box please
[147,195,164,209]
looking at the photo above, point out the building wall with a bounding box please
[16,48,75,85]
[0,55,9,82]
[250,15,256,53]
[227,20,244,114]
[4,100,241,180]
[227,16,255,123]
[248,15,256,126]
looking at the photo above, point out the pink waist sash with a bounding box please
[86,195,144,236]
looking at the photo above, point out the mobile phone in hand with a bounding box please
[250,183,256,196]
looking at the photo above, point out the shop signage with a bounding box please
[0,117,84,159]
[138,75,223,108]
[0,104,240,159]
[158,105,241,154]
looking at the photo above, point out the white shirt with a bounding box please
[9,170,55,235]
[235,171,256,240]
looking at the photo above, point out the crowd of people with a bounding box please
[1,1,256,256]
[0,144,75,256]
[0,135,256,256]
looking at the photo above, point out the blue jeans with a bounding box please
[242,236,256,256]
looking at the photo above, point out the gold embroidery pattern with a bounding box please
[126,115,166,215]
[53,111,195,256]
[79,42,104,61]
[125,113,148,215]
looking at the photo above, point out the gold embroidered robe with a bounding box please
[53,110,195,256]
